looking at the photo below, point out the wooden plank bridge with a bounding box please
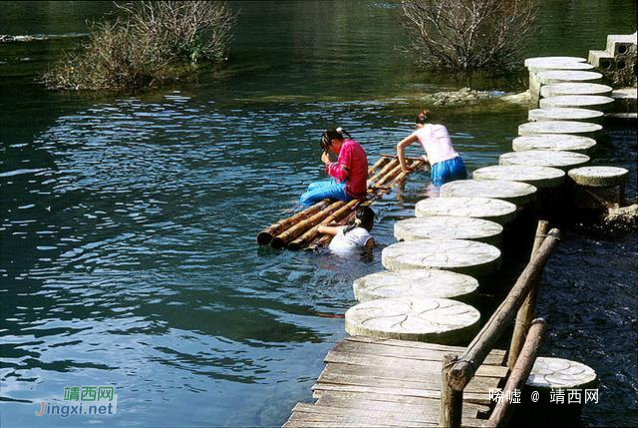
[284,336,508,428]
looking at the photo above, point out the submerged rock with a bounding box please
[602,202,638,230]
[0,35,41,43]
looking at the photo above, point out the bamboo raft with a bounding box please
[257,155,427,250]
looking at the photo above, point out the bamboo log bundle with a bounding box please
[271,201,346,249]
[288,199,361,250]
[368,158,400,186]
[257,200,330,245]
[368,156,389,175]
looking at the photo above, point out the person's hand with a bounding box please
[321,152,331,165]
[401,165,413,173]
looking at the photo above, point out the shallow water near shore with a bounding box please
[1,1,636,427]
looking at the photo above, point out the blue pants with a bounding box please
[300,180,352,207]
[431,157,467,187]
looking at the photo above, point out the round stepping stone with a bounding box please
[440,180,537,206]
[473,165,565,189]
[524,56,587,68]
[415,197,517,225]
[345,297,481,344]
[539,95,615,111]
[512,135,596,153]
[353,269,479,302]
[518,121,602,137]
[526,357,597,389]
[382,239,502,276]
[500,151,590,171]
[536,70,602,85]
[394,216,503,246]
[540,83,612,98]
[568,166,629,187]
[528,108,603,122]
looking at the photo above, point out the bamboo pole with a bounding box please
[368,156,389,175]
[507,221,550,369]
[257,200,330,245]
[288,199,361,250]
[368,158,400,186]
[373,162,404,189]
[271,201,345,249]
[440,354,463,428]
[447,229,561,391]
[488,319,547,428]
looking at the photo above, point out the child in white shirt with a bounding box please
[318,206,375,255]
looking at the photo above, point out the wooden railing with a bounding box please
[439,221,561,427]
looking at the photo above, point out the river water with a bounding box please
[1,1,636,427]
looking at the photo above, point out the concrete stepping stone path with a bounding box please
[528,108,604,122]
[540,95,615,111]
[440,179,537,206]
[382,239,502,277]
[524,56,587,68]
[527,357,597,389]
[473,165,565,189]
[344,297,481,344]
[394,216,503,246]
[512,135,596,153]
[500,151,590,171]
[353,269,479,302]
[540,82,612,98]
[518,121,602,137]
[415,197,518,225]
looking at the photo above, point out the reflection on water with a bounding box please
[1,1,636,427]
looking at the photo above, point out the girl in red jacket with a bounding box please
[300,128,368,207]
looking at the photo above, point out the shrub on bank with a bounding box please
[399,0,539,72]
[43,1,237,91]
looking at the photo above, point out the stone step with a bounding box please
[528,108,603,122]
[536,70,602,85]
[524,56,587,68]
[500,151,590,171]
[512,134,597,153]
[345,297,481,345]
[382,239,502,276]
[473,165,565,189]
[540,83,612,98]
[605,32,637,57]
[611,88,637,113]
[353,270,479,303]
[526,357,597,390]
[518,120,602,137]
[568,166,629,187]
[539,95,615,111]
[394,216,503,246]
[415,197,518,225]
[588,49,614,68]
[440,179,537,206]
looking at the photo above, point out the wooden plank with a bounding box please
[313,391,489,416]
[293,403,436,426]
[346,336,506,361]
[311,383,491,405]
[334,340,506,366]
[325,350,509,379]
[288,411,433,427]
[317,365,501,393]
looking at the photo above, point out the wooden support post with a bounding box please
[447,228,561,391]
[488,319,547,427]
[440,354,463,428]
[507,221,550,368]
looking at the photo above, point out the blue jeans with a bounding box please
[431,156,467,187]
[300,180,352,207]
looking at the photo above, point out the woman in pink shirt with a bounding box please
[300,128,368,207]
[396,109,467,187]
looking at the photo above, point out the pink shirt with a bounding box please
[413,124,459,165]
[325,139,368,199]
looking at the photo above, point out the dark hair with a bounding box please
[320,127,351,153]
[344,206,375,234]
[415,109,432,125]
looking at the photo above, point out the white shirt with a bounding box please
[412,124,459,165]
[328,227,373,255]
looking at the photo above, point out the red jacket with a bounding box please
[325,139,368,199]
